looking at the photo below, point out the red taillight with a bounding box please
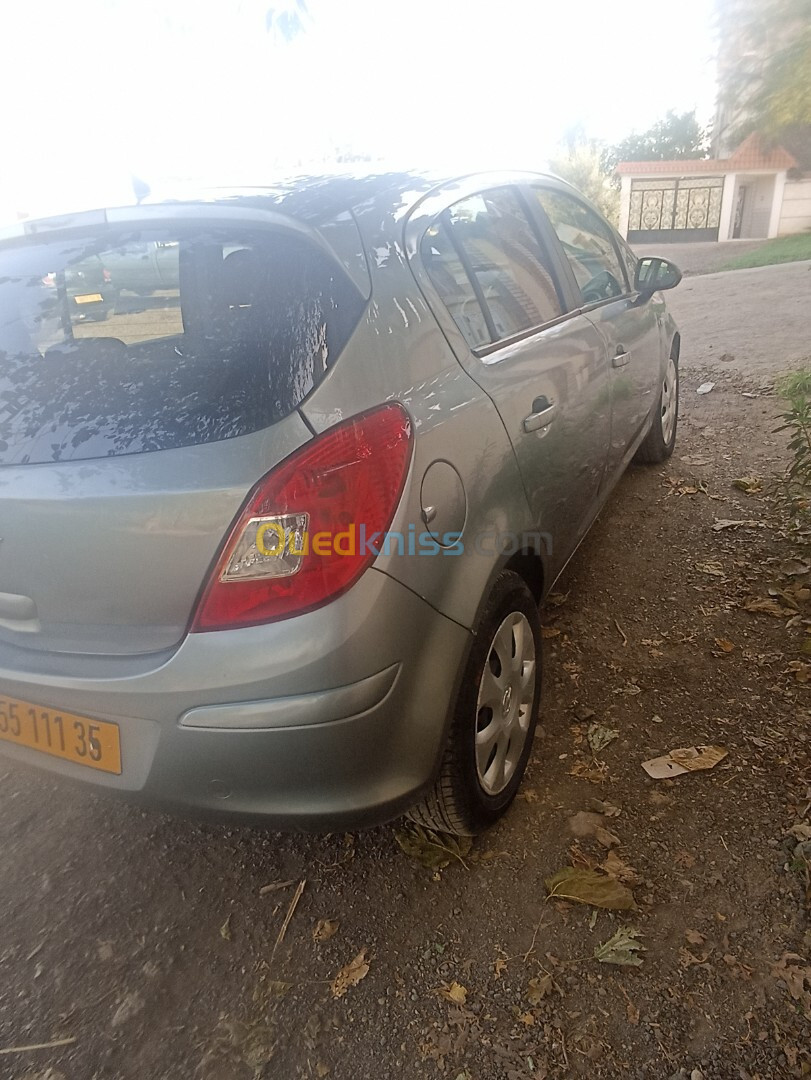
[191,403,413,631]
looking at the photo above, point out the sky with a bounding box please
[0,0,719,223]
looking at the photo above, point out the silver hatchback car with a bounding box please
[0,170,681,834]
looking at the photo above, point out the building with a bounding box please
[617,0,811,244]
[617,133,811,244]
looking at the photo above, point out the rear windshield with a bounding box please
[0,225,365,464]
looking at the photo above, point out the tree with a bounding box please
[717,0,811,142]
[548,138,620,225]
[602,110,709,170]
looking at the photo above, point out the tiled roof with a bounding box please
[617,134,797,175]
[617,159,728,175]
[727,132,798,170]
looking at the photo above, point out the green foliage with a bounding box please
[718,0,811,139]
[603,110,708,170]
[548,141,620,225]
[721,233,811,270]
[776,369,811,487]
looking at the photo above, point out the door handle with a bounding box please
[612,346,630,368]
[523,398,557,433]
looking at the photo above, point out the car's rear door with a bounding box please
[529,184,662,481]
[415,183,611,579]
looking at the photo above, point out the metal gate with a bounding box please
[627,176,723,243]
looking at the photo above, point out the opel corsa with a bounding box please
[0,171,681,834]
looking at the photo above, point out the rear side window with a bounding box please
[0,227,364,464]
[422,187,564,350]
[533,189,628,304]
[420,220,491,349]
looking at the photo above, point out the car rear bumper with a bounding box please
[0,569,471,828]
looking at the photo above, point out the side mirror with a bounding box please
[634,256,682,297]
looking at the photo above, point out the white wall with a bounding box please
[618,175,632,237]
[718,173,737,240]
[779,178,811,236]
[741,175,775,238]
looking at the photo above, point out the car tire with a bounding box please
[634,351,678,464]
[408,570,542,836]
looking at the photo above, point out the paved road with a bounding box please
[633,239,768,276]
[664,259,811,378]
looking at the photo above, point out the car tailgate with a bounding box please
[0,416,311,657]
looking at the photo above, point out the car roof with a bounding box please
[0,167,559,240]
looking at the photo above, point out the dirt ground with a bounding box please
[1,264,810,1080]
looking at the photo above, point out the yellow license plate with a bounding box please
[73,293,104,304]
[0,694,121,774]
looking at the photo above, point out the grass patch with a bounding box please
[721,233,811,270]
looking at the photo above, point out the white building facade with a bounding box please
[618,135,811,244]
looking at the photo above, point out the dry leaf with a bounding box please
[313,919,339,943]
[696,562,725,577]
[626,1000,640,1024]
[518,1010,535,1026]
[493,958,508,979]
[613,682,642,696]
[595,826,621,849]
[330,949,370,998]
[437,981,467,1005]
[602,850,642,885]
[545,867,635,910]
[541,626,561,638]
[685,929,706,946]
[259,879,297,896]
[220,914,232,941]
[587,722,619,753]
[569,759,609,783]
[712,518,743,531]
[732,477,762,494]
[714,638,735,652]
[594,927,646,966]
[786,660,811,683]
[744,597,793,617]
[679,947,711,969]
[527,973,556,1004]
[394,824,472,870]
[771,953,811,1009]
[589,798,621,817]
[570,842,600,869]
[723,953,752,977]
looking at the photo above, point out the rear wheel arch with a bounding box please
[408,568,543,834]
[504,547,545,605]
[467,540,548,635]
